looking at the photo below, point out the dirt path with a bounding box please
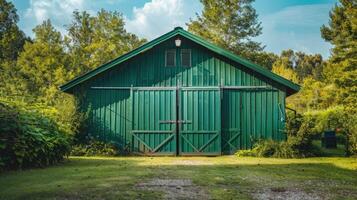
[137,178,210,200]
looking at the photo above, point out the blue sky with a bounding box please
[10,0,337,58]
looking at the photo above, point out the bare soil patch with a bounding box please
[253,187,325,200]
[136,178,209,200]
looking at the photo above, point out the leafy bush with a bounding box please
[344,113,357,155]
[70,140,119,156]
[236,106,357,158]
[236,139,299,158]
[0,98,73,170]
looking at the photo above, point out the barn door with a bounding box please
[179,88,221,155]
[131,89,177,155]
[221,90,242,154]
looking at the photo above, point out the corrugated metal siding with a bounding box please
[89,38,273,88]
[77,37,288,155]
[180,89,221,155]
[221,89,285,154]
[85,89,131,149]
[132,89,176,154]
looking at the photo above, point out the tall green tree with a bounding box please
[0,0,27,61]
[295,52,324,81]
[67,10,146,76]
[320,0,356,154]
[17,20,68,102]
[272,49,325,82]
[321,0,357,109]
[187,0,268,67]
[0,0,28,97]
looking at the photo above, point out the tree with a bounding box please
[0,0,28,97]
[0,0,27,61]
[287,78,338,112]
[272,49,325,82]
[272,59,299,84]
[295,52,324,81]
[17,20,69,102]
[67,10,147,76]
[251,51,278,70]
[321,0,357,109]
[187,0,267,67]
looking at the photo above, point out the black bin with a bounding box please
[322,131,337,149]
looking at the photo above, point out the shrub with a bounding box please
[236,106,356,158]
[236,139,299,158]
[344,113,357,155]
[0,98,72,170]
[70,140,119,156]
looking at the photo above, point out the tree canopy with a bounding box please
[17,20,68,102]
[321,0,357,110]
[67,10,147,76]
[0,0,27,61]
[187,0,272,68]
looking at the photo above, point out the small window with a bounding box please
[165,49,176,67]
[181,49,191,67]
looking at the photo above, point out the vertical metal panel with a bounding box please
[221,90,241,154]
[221,89,283,153]
[131,89,176,155]
[180,89,221,155]
[86,89,131,149]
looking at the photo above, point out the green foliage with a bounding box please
[319,0,357,155]
[340,111,357,155]
[0,4,147,166]
[272,61,299,83]
[236,107,349,158]
[0,0,29,97]
[0,98,73,170]
[70,140,120,157]
[250,51,278,70]
[236,139,301,158]
[320,0,356,114]
[0,0,27,62]
[321,0,356,63]
[272,49,324,83]
[17,20,70,103]
[67,10,147,76]
[287,78,338,112]
[187,0,269,67]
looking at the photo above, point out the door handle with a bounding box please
[159,120,176,124]
[178,120,192,124]
[159,120,192,124]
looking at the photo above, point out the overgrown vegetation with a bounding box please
[70,140,120,157]
[0,0,146,169]
[0,97,77,170]
[237,106,355,158]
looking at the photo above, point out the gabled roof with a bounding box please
[60,27,300,95]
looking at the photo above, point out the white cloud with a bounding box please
[21,0,201,39]
[125,0,201,39]
[23,0,86,36]
[255,4,333,58]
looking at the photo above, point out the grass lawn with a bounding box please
[0,156,356,200]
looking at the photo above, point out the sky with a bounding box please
[10,0,338,58]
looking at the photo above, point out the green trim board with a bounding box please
[60,27,300,96]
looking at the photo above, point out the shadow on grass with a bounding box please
[0,157,356,200]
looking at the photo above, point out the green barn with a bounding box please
[60,27,300,156]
